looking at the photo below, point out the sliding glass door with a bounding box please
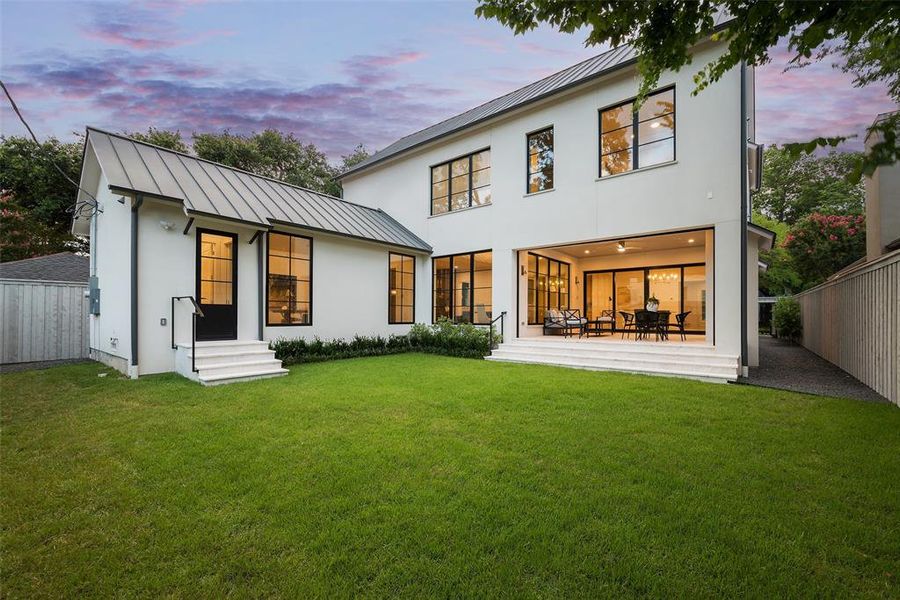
[584,263,707,333]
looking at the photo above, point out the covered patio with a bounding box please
[516,228,714,344]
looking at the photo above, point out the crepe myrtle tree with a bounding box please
[475,0,900,181]
[783,212,866,288]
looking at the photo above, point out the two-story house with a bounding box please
[73,34,772,385]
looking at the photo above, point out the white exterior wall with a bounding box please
[341,41,745,355]
[88,171,134,373]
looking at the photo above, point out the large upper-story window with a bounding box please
[527,127,554,193]
[432,251,492,324]
[267,232,312,326]
[431,149,491,215]
[388,252,415,324]
[599,87,675,177]
[527,253,570,324]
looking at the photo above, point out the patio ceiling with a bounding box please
[547,231,707,259]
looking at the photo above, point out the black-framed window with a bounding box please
[266,232,312,326]
[389,252,415,324]
[527,253,570,324]
[527,127,554,193]
[432,250,492,324]
[431,149,491,215]
[599,87,675,177]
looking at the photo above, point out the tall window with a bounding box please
[432,251,492,324]
[267,232,312,325]
[527,127,554,193]
[527,253,570,324]
[431,149,491,215]
[389,252,415,324]
[599,87,675,177]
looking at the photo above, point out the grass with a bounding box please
[2,355,898,598]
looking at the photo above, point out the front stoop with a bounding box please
[486,338,740,383]
[175,340,288,385]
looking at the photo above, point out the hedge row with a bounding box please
[271,318,497,366]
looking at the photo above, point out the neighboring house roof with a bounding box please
[0,252,89,282]
[339,13,732,179]
[747,222,776,251]
[84,128,432,253]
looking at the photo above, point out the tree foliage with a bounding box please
[127,127,189,153]
[783,213,866,288]
[0,136,86,261]
[475,0,900,180]
[192,130,342,197]
[755,146,864,225]
[752,211,801,297]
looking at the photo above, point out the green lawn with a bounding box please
[2,355,898,598]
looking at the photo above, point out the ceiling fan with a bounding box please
[615,240,643,252]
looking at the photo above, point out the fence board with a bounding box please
[796,251,899,406]
[0,280,89,364]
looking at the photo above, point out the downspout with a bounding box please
[131,194,143,372]
[739,63,749,375]
[257,233,264,341]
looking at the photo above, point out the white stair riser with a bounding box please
[487,355,736,382]
[498,347,737,366]
[490,354,738,378]
[191,351,277,368]
[178,342,271,355]
[198,360,283,377]
[199,369,288,386]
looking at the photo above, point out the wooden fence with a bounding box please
[796,250,899,406]
[0,279,90,364]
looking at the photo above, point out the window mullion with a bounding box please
[468,156,474,208]
[632,110,639,170]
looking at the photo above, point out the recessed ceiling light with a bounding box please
[650,122,660,128]
[688,238,695,243]
[584,250,591,254]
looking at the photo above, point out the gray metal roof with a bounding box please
[85,128,431,253]
[340,13,733,179]
[0,252,89,282]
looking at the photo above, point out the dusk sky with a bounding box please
[1,0,896,160]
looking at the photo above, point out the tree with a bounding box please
[192,130,342,197]
[127,127,189,153]
[475,0,900,180]
[0,136,86,260]
[755,146,864,225]
[752,211,801,296]
[783,212,866,288]
[340,144,370,171]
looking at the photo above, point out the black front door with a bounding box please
[196,229,238,341]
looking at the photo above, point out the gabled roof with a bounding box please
[340,13,733,179]
[83,128,431,253]
[0,252,89,283]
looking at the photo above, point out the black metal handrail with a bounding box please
[487,311,507,355]
[171,296,204,373]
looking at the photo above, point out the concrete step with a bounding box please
[189,349,278,368]
[488,341,739,382]
[499,344,735,366]
[198,367,289,386]
[197,359,284,377]
[486,353,736,383]
[177,340,272,356]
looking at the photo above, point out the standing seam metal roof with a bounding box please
[339,12,733,179]
[85,128,431,252]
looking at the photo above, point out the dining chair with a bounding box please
[674,311,691,341]
[619,311,635,339]
[656,310,671,341]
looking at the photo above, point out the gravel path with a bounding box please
[0,359,89,375]
[741,336,888,403]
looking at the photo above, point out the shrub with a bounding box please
[270,319,496,365]
[772,297,802,341]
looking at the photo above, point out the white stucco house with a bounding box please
[73,33,773,385]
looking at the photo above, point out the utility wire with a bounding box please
[0,79,101,218]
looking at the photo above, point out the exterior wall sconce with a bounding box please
[159,220,175,230]
[520,265,527,276]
